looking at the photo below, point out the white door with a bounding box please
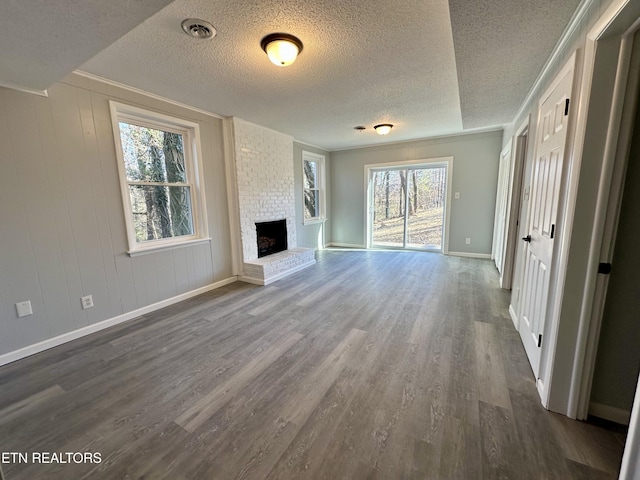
[519,64,574,377]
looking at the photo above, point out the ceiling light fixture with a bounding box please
[181,19,216,39]
[261,33,303,66]
[374,124,393,135]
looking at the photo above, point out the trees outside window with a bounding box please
[110,102,208,254]
[302,151,325,224]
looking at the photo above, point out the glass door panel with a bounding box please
[371,169,404,247]
[406,167,446,250]
[370,165,447,251]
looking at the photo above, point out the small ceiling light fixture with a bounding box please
[181,19,216,39]
[261,33,303,66]
[374,123,393,135]
[353,126,366,131]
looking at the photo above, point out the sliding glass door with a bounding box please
[370,165,447,251]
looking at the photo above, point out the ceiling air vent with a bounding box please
[181,19,216,39]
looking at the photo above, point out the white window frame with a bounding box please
[302,151,326,225]
[109,101,209,256]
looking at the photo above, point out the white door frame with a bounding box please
[501,117,529,291]
[491,145,511,272]
[364,157,453,253]
[508,117,532,329]
[563,2,640,420]
[575,24,640,423]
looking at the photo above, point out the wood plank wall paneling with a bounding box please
[50,83,111,327]
[0,90,52,347]
[0,74,232,357]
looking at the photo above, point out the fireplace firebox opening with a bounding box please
[256,219,287,258]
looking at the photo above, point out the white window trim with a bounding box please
[109,101,209,255]
[302,151,326,225]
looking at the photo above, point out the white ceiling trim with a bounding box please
[0,81,48,97]
[73,70,346,152]
[73,70,224,120]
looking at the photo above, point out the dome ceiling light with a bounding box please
[374,124,394,135]
[261,33,303,66]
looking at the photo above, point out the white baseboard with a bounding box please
[537,378,548,409]
[589,401,631,425]
[447,251,492,259]
[238,275,264,285]
[326,242,366,249]
[0,276,238,367]
[509,304,519,330]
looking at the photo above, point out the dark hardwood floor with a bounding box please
[0,250,627,479]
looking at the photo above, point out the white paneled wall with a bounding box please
[0,74,233,358]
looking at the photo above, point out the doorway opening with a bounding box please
[365,158,452,252]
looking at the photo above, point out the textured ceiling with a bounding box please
[80,0,463,150]
[449,0,581,129]
[0,0,174,93]
[1,0,583,149]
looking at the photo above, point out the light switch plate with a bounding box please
[16,301,33,318]
[455,192,460,199]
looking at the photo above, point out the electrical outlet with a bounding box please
[465,238,471,245]
[81,295,94,310]
[16,301,33,318]
[455,192,460,199]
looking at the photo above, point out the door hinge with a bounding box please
[538,334,542,348]
[598,262,612,275]
[564,98,570,116]
[550,224,555,239]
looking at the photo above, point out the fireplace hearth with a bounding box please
[256,219,287,258]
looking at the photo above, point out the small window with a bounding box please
[110,102,208,254]
[302,151,325,224]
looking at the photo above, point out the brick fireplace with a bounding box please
[230,118,315,285]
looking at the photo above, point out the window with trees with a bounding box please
[302,151,325,224]
[110,102,208,254]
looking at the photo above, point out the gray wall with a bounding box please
[293,142,331,249]
[0,73,233,357]
[329,131,503,254]
[589,85,640,412]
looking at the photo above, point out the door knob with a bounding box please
[522,235,532,243]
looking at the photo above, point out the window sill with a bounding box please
[303,218,326,226]
[127,237,211,257]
